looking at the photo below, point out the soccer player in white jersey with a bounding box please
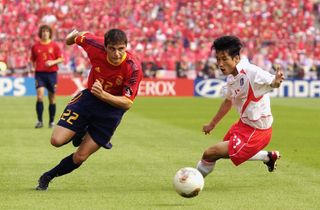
[196,36,284,177]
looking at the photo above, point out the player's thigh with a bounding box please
[205,141,229,158]
[57,105,88,133]
[73,133,100,164]
[88,104,125,148]
[51,125,76,146]
[35,73,44,88]
[46,72,57,96]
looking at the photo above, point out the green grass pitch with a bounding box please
[0,96,319,210]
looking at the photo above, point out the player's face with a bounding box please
[41,29,51,41]
[215,51,239,76]
[106,44,127,65]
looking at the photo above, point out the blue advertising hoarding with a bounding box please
[0,77,36,96]
[194,79,320,98]
[1,77,320,97]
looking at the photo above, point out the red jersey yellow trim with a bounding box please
[40,40,51,45]
[106,52,127,66]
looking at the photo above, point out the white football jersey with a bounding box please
[224,59,275,129]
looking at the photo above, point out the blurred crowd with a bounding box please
[1,0,320,80]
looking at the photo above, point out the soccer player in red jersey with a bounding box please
[31,25,64,128]
[196,36,285,178]
[36,28,143,190]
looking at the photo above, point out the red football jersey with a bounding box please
[75,32,143,101]
[31,41,62,72]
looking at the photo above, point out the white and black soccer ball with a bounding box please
[173,167,204,198]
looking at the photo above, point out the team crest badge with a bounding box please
[240,78,244,86]
[95,67,100,72]
[115,76,123,86]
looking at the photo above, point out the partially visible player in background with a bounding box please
[31,25,64,128]
[35,28,143,190]
[196,35,284,178]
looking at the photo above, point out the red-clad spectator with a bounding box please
[0,0,319,79]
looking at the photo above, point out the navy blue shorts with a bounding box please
[57,89,125,149]
[35,72,58,93]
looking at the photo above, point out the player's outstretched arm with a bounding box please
[271,65,285,88]
[65,29,79,45]
[202,98,232,135]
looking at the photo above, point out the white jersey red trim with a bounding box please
[224,59,275,129]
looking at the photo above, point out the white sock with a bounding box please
[196,160,216,177]
[248,151,269,162]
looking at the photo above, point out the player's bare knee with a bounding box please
[203,148,214,157]
[50,136,64,147]
[73,152,88,164]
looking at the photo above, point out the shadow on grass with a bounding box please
[149,203,195,207]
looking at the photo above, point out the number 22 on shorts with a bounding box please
[60,109,79,125]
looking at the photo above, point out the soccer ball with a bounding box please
[173,167,204,198]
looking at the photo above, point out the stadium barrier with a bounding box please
[0,76,319,97]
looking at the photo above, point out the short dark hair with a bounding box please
[211,35,242,57]
[104,29,127,47]
[38,25,52,39]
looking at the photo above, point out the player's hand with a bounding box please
[275,65,284,83]
[45,60,55,67]
[202,123,215,135]
[66,29,79,45]
[272,65,284,88]
[66,29,78,39]
[91,79,104,98]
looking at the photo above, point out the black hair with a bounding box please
[38,25,52,39]
[211,35,242,57]
[104,29,127,47]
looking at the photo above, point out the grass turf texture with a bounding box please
[0,96,319,210]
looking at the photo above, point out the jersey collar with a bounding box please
[40,39,51,45]
[236,58,249,73]
[107,52,127,66]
